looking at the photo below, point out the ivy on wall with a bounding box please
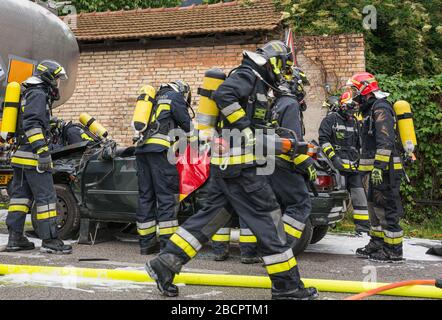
[377,74,442,222]
[276,0,442,78]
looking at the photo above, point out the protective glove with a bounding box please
[331,156,344,171]
[371,168,383,186]
[295,155,317,182]
[306,163,317,182]
[37,152,52,173]
[241,127,256,148]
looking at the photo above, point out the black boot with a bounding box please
[272,286,319,300]
[145,256,179,297]
[40,239,73,254]
[140,242,160,255]
[370,244,404,263]
[369,248,404,264]
[241,255,261,264]
[356,240,382,258]
[6,231,35,252]
[214,250,229,261]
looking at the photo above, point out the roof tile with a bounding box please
[70,0,282,41]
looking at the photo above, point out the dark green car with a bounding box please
[40,139,349,255]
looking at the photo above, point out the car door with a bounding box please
[81,155,138,222]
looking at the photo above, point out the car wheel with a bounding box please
[31,184,80,240]
[310,225,329,244]
[291,219,313,256]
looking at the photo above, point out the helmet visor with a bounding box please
[54,66,68,81]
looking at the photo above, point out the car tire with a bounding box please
[31,184,80,240]
[310,225,329,244]
[291,219,313,256]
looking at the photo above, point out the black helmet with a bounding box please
[168,80,192,106]
[35,60,68,89]
[257,40,294,79]
[323,96,340,112]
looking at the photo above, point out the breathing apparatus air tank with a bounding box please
[196,68,226,134]
[393,100,417,155]
[79,113,108,139]
[132,85,156,132]
[1,82,21,141]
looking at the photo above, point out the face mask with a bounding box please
[50,87,60,102]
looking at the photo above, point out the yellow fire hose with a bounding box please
[0,263,441,299]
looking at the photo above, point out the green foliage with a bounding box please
[377,74,442,223]
[70,0,181,12]
[276,0,442,78]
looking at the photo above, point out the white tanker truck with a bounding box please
[0,0,79,189]
[0,0,79,105]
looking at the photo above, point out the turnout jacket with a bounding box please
[51,122,96,151]
[271,94,303,141]
[11,85,52,169]
[271,94,312,172]
[359,98,402,172]
[318,111,361,166]
[211,56,272,169]
[135,87,191,154]
[62,123,96,145]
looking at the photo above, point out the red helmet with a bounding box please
[346,72,380,96]
[339,90,357,115]
[340,90,353,105]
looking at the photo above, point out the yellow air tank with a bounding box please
[79,113,108,139]
[196,68,226,131]
[132,85,156,132]
[393,101,417,154]
[1,82,21,141]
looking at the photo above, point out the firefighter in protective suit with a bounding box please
[6,60,72,254]
[49,117,96,150]
[269,68,317,252]
[134,80,192,255]
[348,72,405,263]
[146,41,318,300]
[319,91,370,234]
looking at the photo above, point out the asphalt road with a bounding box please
[0,229,441,301]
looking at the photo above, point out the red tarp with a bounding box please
[177,145,210,201]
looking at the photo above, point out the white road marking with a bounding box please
[185,290,223,299]
[80,260,231,274]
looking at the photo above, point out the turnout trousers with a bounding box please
[342,172,370,232]
[6,167,58,240]
[136,151,180,250]
[161,166,303,292]
[269,164,311,247]
[367,170,404,256]
[211,213,258,258]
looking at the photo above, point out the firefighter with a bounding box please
[5,60,72,254]
[319,91,370,234]
[49,117,96,150]
[211,213,260,264]
[134,80,192,255]
[269,68,317,251]
[145,41,318,300]
[348,72,405,263]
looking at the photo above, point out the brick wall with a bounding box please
[55,33,365,145]
[296,34,366,139]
